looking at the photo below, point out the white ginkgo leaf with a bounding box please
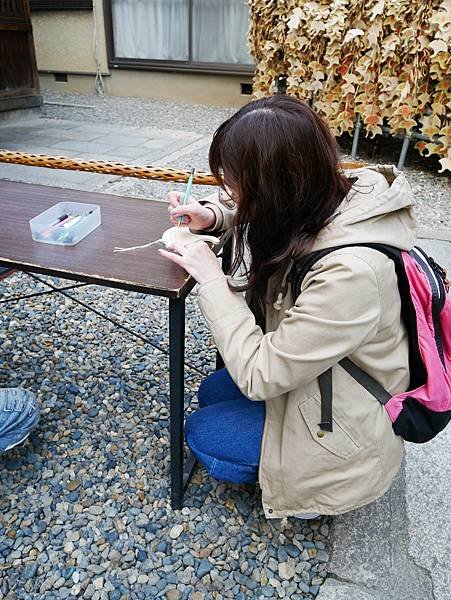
[343,28,365,44]
[438,157,451,173]
[288,8,304,30]
[370,0,385,21]
[429,39,448,55]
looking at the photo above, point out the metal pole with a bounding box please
[397,133,411,171]
[351,113,361,159]
[276,74,288,94]
[169,297,185,509]
[0,282,89,305]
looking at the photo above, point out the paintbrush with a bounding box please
[178,167,195,227]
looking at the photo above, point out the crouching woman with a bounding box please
[160,95,414,518]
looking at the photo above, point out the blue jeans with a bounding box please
[0,388,40,453]
[185,369,265,484]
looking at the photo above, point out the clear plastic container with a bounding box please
[30,202,101,246]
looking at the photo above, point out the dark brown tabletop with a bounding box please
[0,180,210,298]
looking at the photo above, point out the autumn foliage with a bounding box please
[248,0,450,172]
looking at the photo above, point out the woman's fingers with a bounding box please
[165,191,215,231]
[162,239,208,266]
[170,203,198,217]
[169,213,190,226]
[165,241,185,255]
[158,248,185,267]
[165,191,183,208]
[166,191,197,210]
[166,192,199,225]
[159,241,224,284]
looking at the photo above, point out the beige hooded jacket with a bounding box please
[197,165,416,518]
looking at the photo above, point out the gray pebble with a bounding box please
[298,581,310,594]
[21,563,38,581]
[316,550,329,562]
[197,559,213,578]
[147,573,160,586]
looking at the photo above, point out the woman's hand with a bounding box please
[166,191,216,231]
[158,239,225,285]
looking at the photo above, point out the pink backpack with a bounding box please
[291,244,451,443]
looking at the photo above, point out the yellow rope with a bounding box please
[0,150,218,185]
[0,150,365,184]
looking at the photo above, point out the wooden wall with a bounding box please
[0,0,42,112]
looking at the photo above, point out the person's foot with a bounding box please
[0,388,40,453]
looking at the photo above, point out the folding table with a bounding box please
[0,179,230,508]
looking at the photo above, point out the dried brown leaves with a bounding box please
[248,0,450,172]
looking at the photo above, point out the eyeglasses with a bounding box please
[218,185,237,209]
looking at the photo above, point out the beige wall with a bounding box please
[32,6,109,74]
[32,6,254,107]
[39,70,254,107]
[107,70,254,107]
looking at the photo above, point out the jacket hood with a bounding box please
[271,165,417,310]
[312,164,417,252]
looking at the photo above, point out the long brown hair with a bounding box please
[209,95,352,310]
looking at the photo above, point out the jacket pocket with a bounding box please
[298,395,360,460]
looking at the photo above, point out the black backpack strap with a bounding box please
[409,247,447,367]
[317,358,393,433]
[290,248,342,300]
[339,358,391,405]
[318,368,333,432]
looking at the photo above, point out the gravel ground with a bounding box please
[41,91,236,136]
[0,276,330,600]
[0,91,448,600]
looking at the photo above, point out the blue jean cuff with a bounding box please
[187,437,258,485]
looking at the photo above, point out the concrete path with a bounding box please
[0,117,207,193]
[318,237,450,600]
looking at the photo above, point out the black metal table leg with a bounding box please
[169,297,185,509]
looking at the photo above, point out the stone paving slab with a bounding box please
[0,163,119,190]
[0,132,47,144]
[0,142,63,154]
[0,118,80,132]
[67,122,138,135]
[137,126,203,141]
[418,238,450,268]
[0,138,61,151]
[92,134,153,147]
[78,145,149,159]
[405,429,450,600]
[50,140,119,154]
[31,128,106,142]
[316,579,385,600]
[0,118,204,146]
[417,228,451,242]
[319,463,434,600]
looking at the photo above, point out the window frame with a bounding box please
[103,0,255,76]
[29,0,93,9]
